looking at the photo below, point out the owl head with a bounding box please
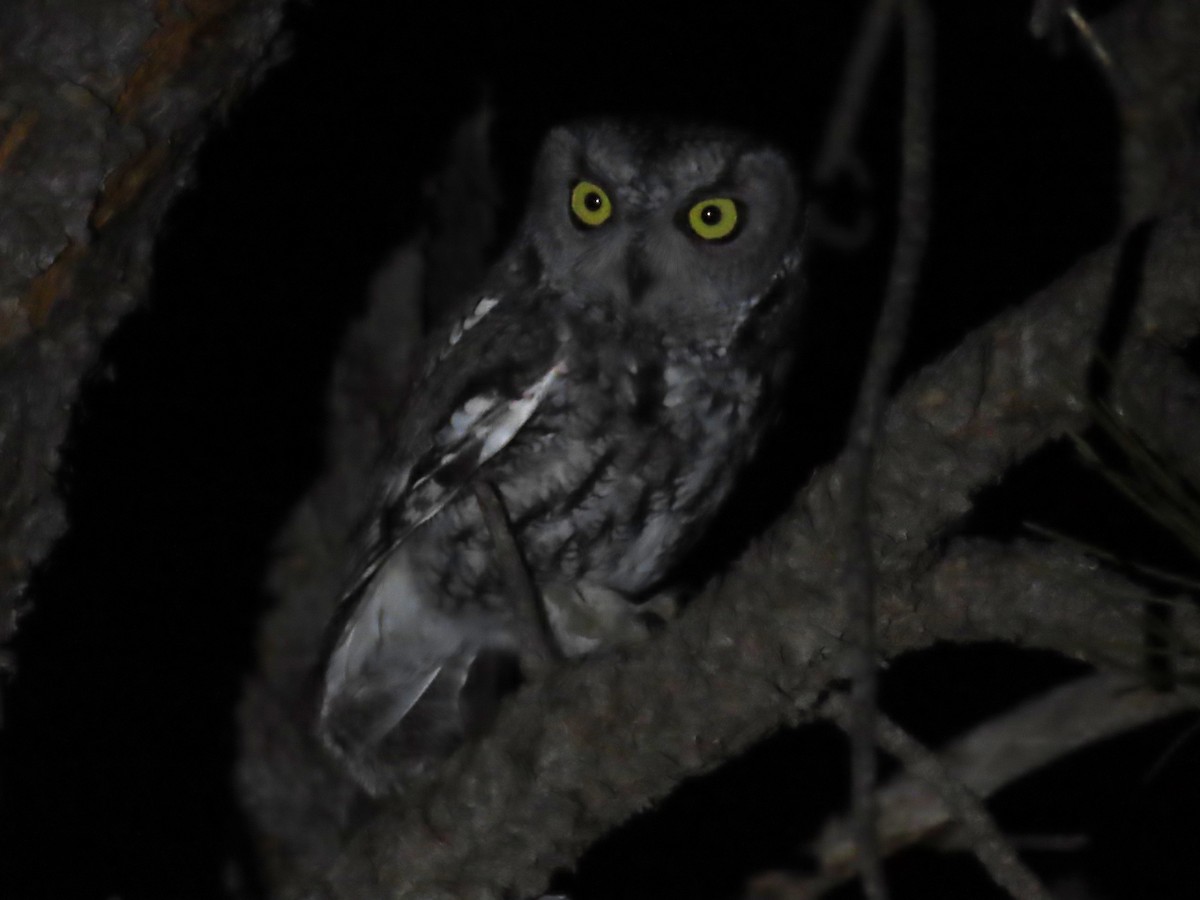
[510,119,804,355]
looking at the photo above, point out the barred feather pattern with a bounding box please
[318,119,804,794]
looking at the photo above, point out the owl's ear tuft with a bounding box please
[737,147,799,198]
[538,126,582,163]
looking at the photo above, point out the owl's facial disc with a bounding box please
[520,121,801,350]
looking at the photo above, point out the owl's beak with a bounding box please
[624,245,655,304]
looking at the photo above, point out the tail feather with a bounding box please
[317,543,517,794]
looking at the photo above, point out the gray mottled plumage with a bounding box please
[318,120,805,794]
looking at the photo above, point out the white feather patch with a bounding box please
[444,295,502,355]
[343,359,568,602]
[479,361,566,458]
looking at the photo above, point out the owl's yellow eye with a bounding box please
[570,181,613,227]
[687,197,739,241]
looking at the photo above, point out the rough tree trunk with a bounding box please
[0,0,288,701]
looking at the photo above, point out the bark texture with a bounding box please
[299,213,1200,899]
[0,0,288,696]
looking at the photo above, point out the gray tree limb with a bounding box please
[297,214,1200,899]
[814,671,1195,880]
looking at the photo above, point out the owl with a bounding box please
[318,119,805,795]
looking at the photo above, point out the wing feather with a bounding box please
[341,357,566,602]
[318,294,567,792]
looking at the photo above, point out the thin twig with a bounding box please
[470,481,560,669]
[1074,401,1200,561]
[814,0,898,186]
[1064,5,1115,71]
[1024,522,1200,594]
[811,0,897,251]
[870,713,1056,900]
[834,1,935,898]
[755,669,1195,897]
[821,673,1191,899]
[1029,1,1126,93]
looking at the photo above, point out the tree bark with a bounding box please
[0,0,289,706]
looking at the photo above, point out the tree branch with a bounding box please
[813,671,1195,880]
[837,2,934,895]
[296,216,1200,899]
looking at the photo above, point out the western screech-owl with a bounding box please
[318,119,804,795]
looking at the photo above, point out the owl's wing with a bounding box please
[319,292,568,792]
[318,541,520,793]
[353,357,567,594]
[345,286,567,592]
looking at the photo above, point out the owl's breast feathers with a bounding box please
[357,286,770,608]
